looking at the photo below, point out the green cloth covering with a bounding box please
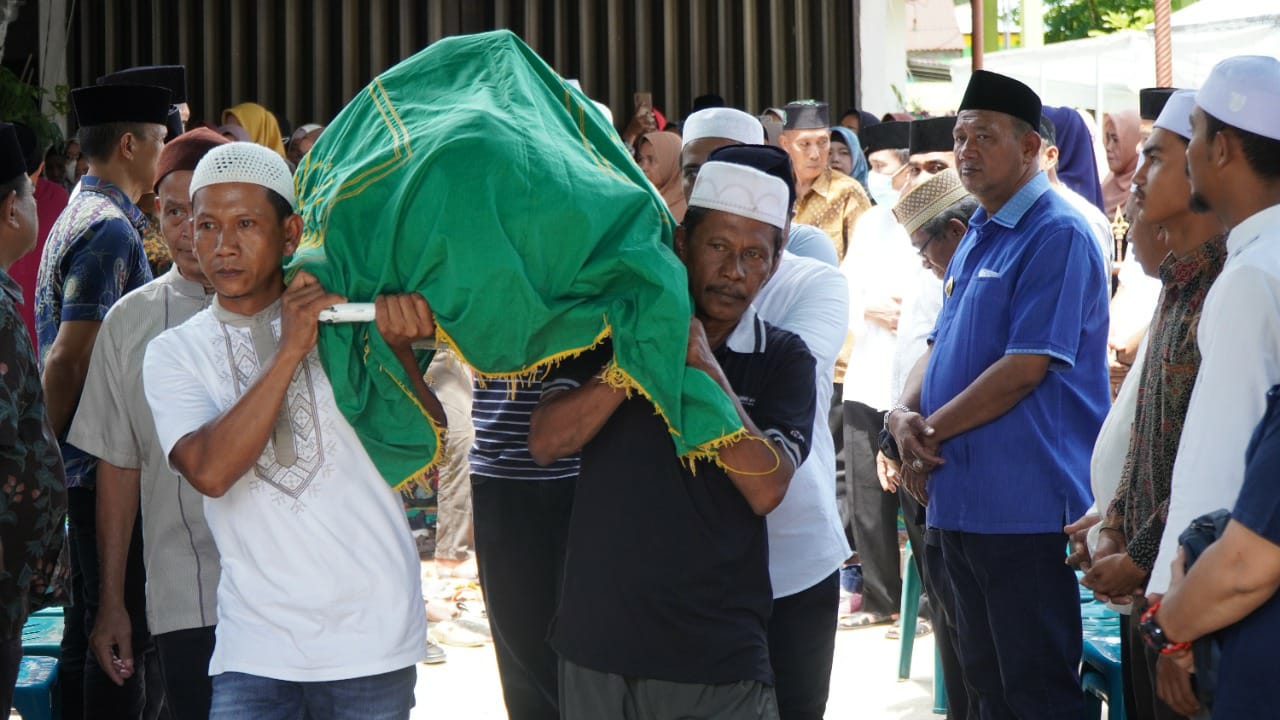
[287,29,744,488]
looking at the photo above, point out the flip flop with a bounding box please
[838,611,898,629]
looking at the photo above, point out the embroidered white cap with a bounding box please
[682,107,766,148]
[1153,89,1198,141]
[189,141,296,210]
[1195,55,1280,141]
[688,161,790,230]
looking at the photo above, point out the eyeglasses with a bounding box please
[915,234,937,257]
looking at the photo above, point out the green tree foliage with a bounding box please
[1045,0,1197,43]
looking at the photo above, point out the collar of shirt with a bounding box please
[1226,203,1280,259]
[211,295,283,328]
[723,304,767,354]
[1159,233,1227,287]
[968,171,1052,233]
[78,175,148,234]
[165,266,212,300]
[804,169,838,202]
[0,269,21,305]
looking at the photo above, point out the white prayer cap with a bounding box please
[1195,55,1280,141]
[1153,89,1198,141]
[689,161,789,230]
[189,141,296,210]
[682,108,765,148]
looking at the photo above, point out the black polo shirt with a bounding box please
[543,308,816,686]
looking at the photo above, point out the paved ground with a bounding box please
[411,609,942,719]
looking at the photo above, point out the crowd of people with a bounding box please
[0,40,1278,720]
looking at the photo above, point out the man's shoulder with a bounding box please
[826,170,870,202]
[761,321,813,363]
[149,308,216,354]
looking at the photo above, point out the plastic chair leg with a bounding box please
[932,645,948,714]
[898,543,921,680]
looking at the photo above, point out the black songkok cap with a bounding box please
[165,106,185,143]
[782,100,829,130]
[909,116,957,155]
[10,122,43,175]
[72,84,172,127]
[959,70,1042,130]
[99,65,187,104]
[1139,87,1179,121]
[707,144,797,210]
[692,94,725,113]
[860,120,910,155]
[0,123,27,185]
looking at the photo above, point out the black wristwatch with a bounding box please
[1139,602,1191,655]
[878,405,909,462]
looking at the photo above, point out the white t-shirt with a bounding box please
[754,252,853,598]
[841,205,919,410]
[144,300,427,682]
[1055,183,1115,280]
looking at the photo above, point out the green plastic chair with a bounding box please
[898,542,948,714]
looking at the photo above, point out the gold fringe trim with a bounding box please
[381,360,448,492]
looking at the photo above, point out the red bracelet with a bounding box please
[1142,601,1193,655]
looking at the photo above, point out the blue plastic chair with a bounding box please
[20,613,64,658]
[897,543,948,715]
[12,655,59,720]
[1077,571,1126,720]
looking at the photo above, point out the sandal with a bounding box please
[838,611,898,629]
[885,618,932,639]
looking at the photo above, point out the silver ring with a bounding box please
[912,459,924,471]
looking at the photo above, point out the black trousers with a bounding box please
[923,530,972,720]
[154,625,216,720]
[1120,612,1191,720]
[471,474,576,720]
[767,572,840,720]
[940,530,1084,720]
[843,400,901,617]
[62,487,164,720]
[0,635,22,713]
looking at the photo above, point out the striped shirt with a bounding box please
[470,378,579,481]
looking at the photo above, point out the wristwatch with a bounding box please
[1139,602,1191,655]
[878,405,910,463]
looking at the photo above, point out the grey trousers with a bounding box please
[426,348,476,562]
[559,658,780,720]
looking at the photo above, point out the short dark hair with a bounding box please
[919,196,980,240]
[1038,116,1057,147]
[77,122,151,163]
[1203,111,1280,180]
[0,174,28,205]
[1010,116,1038,140]
[682,206,785,257]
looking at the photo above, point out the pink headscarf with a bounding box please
[1100,109,1141,219]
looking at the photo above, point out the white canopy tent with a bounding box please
[948,0,1280,115]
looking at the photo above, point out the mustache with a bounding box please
[706,284,747,300]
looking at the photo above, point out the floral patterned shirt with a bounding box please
[0,270,69,637]
[1108,234,1228,572]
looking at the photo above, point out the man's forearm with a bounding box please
[1160,521,1280,642]
[528,376,626,466]
[170,350,303,497]
[96,462,141,611]
[925,353,1050,443]
[698,361,795,515]
[896,345,932,411]
[392,346,448,430]
[42,356,90,437]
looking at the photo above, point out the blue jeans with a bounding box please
[209,666,417,720]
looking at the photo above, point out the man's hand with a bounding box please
[1065,512,1101,570]
[1108,335,1140,396]
[887,410,943,473]
[89,603,134,686]
[899,464,929,506]
[375,293,436,352]
[1156,653,1201,715]
[280,271,347,363]
[865,298,902,333]
[1082,551,1147,602]
[685,318,718,376]
[876,451,900,493]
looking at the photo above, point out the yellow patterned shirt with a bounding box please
[141,209,173,277]
[793,168,871,261]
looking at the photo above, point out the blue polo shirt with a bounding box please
[921,172,1109,534]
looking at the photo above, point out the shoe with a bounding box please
[430,619,488,648]
[422,636,447,664]
[885,618,932,639]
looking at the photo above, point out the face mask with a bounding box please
[868,171,900,207]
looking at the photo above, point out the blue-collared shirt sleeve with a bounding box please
[1005,227,1100,369]
[60,219,149,323]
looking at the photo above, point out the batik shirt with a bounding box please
[35,175,153,489]
[140,207,173,277]
[1108,234,1227,572]
[793,168,871,262]
[0,270,69,638]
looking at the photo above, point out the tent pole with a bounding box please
[972,0,984,70]
[1154,0,1173,86]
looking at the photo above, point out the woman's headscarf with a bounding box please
[1100,109,1141,219]
[222,102,287,158]
[829,125,869,191]
[638,131,686,222]
[1042,106,1105,213]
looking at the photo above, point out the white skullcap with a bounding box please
[189,141,296,209]
[682,108,766,148]
[591,100,614,127]
[1153,89,1197,141]
[689,161,789,230]
[1195,55,1280,141]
